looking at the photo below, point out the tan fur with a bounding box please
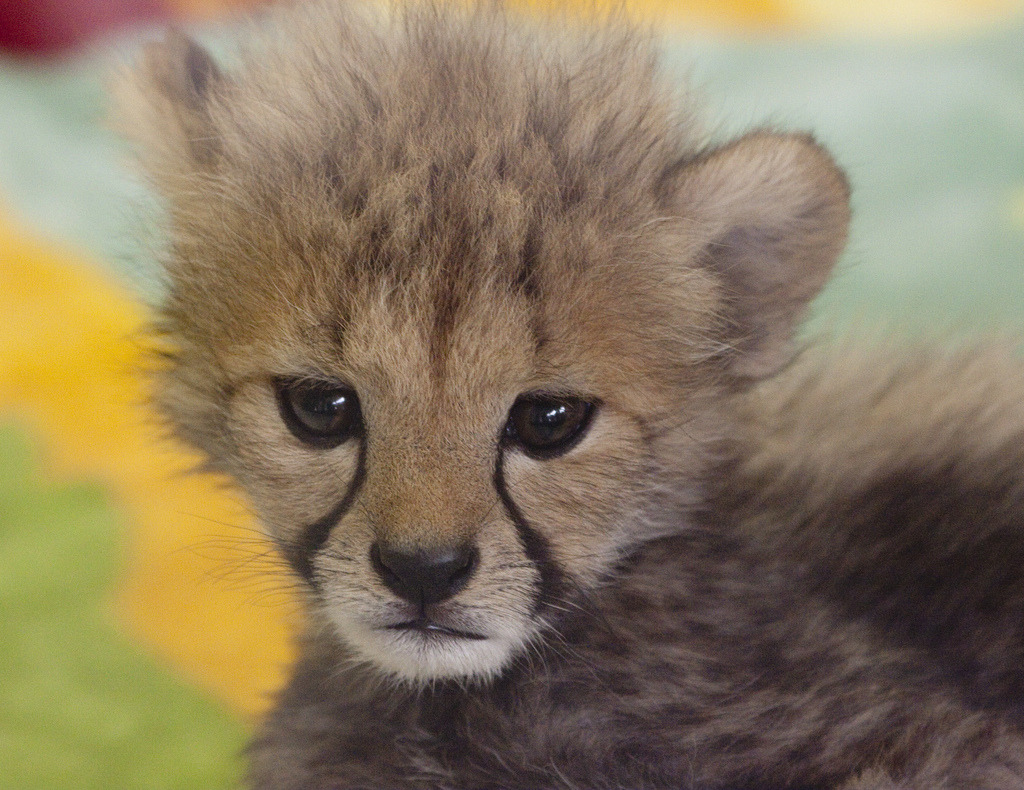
[740,339,1024,503]
[118,2,1024,787]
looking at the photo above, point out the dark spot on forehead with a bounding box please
[515,224,543,302]
[429,273,463,379]
[425,254,549,381]
[529,315,550,357]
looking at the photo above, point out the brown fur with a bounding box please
[118,2,1024,787]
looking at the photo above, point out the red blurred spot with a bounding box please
[0,0,169,58]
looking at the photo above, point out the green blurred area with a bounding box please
[0,425,247,790]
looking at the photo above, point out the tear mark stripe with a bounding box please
[493,449,567,615]
[287,440,367,589]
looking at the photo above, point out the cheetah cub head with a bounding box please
[119,2,849,683]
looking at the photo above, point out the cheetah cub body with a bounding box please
[120,2,1024,787]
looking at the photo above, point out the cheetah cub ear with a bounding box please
[678,132,850,380]
[114,31,223,175]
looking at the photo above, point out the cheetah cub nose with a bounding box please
[370,543,478,605]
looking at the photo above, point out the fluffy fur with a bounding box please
[118,2,1024,787]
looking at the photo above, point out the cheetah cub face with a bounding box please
[229,267,680,682]
[120,2,848,683]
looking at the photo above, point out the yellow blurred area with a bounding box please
[0,211,294,717]
[489,0,794,30]
[165,0,272,22]
[781,0,1024,35]
[168,0,1024,34]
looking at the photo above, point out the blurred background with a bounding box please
[1,1,1022,787]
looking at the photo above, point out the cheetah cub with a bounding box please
[120,1,1024,787]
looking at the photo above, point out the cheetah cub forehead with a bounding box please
[119,1,849,682]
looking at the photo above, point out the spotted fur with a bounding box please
[118,2,1024,787]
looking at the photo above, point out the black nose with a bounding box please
[370,542,478,605]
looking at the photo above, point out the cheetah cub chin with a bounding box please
[120,1,1024,787]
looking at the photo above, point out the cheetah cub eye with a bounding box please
[275,379,363,449]
[504,395,596,459]
[276,379,595,461]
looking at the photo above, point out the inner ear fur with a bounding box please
[677,132,851,380]
[114,30,223,173]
